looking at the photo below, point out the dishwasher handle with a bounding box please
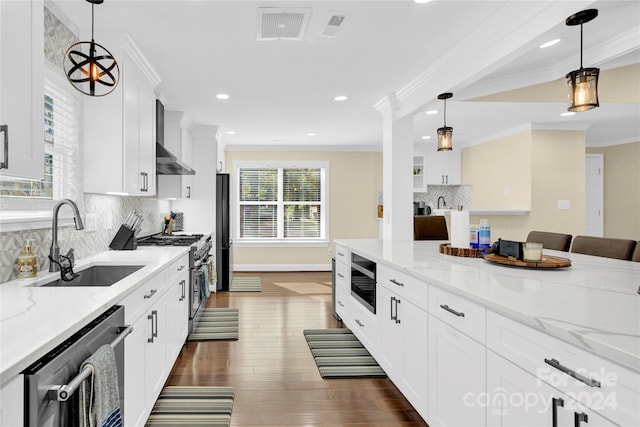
[47,325,133,402]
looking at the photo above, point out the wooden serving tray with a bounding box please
[439,243,486,258]
[482,253,571,269]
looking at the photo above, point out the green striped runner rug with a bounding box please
[229,276,261,292]
[145,386,234,427]
[303,329,387,378]
[188,308,239,341]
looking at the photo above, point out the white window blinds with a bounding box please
[237,164,326,241]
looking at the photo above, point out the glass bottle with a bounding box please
[17,239,38,279]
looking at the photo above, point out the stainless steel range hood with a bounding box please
[156,100,196,175]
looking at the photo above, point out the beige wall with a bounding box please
[464,130,586,242]
[587,142,640,240]
[225,150,382,269]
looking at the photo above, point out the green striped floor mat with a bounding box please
[303,328,387,378]
[188,308,239,341]
[145,386,234,427]
[229,276,261,292]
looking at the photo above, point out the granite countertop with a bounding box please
[335,239,640,373]
[0,246,189,385]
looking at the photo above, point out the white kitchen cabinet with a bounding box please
[344,292,379,357]
[0,374,24,427]
[157,111,194,199]
[83,35,160,196]
[377,285,429,415]
[413,155,426,191]
[0,0,44,180]
[428,314,486,427]
[487,351,617,427]
[165,255,189,363]
[427,146,461,185]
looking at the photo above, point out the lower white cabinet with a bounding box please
[377,285,429,415]
[0,374,24,427]
[428,314,486,427]
[165,258,189,363]
[487,351,616,427]
[344,296,378,356]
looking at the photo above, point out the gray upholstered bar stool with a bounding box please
[414,216,449,240]
[632,242,640,262]
[526,231,572,252]
[570,235,637,260]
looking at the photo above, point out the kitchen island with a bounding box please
[335,239,640,427]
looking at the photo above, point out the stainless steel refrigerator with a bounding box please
[216,173,232,291]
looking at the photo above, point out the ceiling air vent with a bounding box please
[320,11,351,38]
[257,7,311,41]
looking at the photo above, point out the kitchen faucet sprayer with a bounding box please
[437,196,447,209]
[49,199,84,273]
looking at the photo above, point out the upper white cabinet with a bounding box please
[0,0,44,180]
[427,147,461,185]
[83,35,160,196]
[157,111,193,199]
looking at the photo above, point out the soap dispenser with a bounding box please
[17,239,38,278]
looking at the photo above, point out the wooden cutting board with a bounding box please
[482,253,571,268]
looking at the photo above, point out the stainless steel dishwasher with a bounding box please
[22,305,131,427]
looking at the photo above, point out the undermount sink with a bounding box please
[40,265,144,287]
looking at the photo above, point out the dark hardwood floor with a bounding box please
[166,271,428,427]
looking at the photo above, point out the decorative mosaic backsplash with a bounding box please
[0,194,171,283]
[414,185,472,211]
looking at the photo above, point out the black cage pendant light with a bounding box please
[64,0,119,97]
[437,93,453,151]
[565,9,599,112]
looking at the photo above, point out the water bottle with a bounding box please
[479,219,491,249]
[469,224,479,249]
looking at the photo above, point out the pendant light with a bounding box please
[64,0,119,97]
[565,9,599,112]
[437,93,453,151]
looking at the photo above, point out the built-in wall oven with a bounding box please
[351,253,376,314]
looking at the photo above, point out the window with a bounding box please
[236,162,327,243]
[0,79,80,201]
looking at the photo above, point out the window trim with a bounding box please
[233,160,329,247]
[0,62,82,231]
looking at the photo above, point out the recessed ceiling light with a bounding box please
[561,112,576,117]
[216,93,230,100]
[425,110,439,115]
[227,130,236,135]
[421,135,431,140]
[307,132,316,137]
[539,39,560,49]
[334,95,348,101]
[414,0,432,3]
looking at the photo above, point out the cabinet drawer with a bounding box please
[120,271,168,324]
[487,310,639,427]
[168,254,188,279]
[335,260,350,295]
[377,264,428,310]
[335,244,350,266]
[335,287,350,323]
[346,296,379,357]
[428,285,486,344]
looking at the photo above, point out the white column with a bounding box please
[380,97,414,240]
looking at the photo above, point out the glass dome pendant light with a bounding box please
[63,0,119,97]
[436,92,453,151]
[565,9,599,112]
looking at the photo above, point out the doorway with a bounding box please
[585,154,604,236]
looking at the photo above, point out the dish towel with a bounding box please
[202,265,211,299]
[79,344,123,427]
[207,256,217,293]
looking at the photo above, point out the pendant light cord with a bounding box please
[91,3,95,42]
[579,23,584,70]
[443,98,447,127]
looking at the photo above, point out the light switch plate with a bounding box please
[85,213,98,231]
[558,200,570,210]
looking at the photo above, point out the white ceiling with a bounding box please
[50,0,640,151]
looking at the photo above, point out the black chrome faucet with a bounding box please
[49,199,84,272]
[437,196,447,209]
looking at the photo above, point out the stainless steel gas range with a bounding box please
[137,232,213,334]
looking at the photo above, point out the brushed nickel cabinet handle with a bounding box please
[544,358,601,388]
[0,125,8,169]
[440,304,465,317]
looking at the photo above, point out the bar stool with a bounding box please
[570,236,637,261]
[414,216,449,240]
[526,231,572,252]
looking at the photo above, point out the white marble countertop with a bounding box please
[335,239,640,372]
[0,246,189,385]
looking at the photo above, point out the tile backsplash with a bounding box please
[0,194,170,283]
[414,185,472,211]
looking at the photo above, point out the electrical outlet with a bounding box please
[328,247,334,256]
[558,200,570,210]
[85,213,98,232]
